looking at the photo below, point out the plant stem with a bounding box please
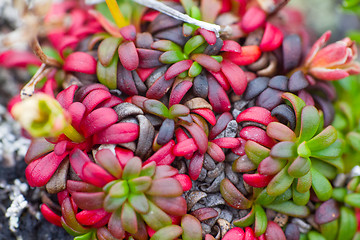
[30,38,62,68]
[132,0,230,37]
[63,124,85,143]
[21,63,53,100]
[105,0,129,28]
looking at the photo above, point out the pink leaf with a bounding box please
[93,122,139,145]
[165,60,193,80]
[260,23,284,52]
[25,152,68,187]
[81,108,118,137]
[63,52,97,74]
[221,59,247,95]
[118,41,139,71]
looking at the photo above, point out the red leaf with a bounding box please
[69,149,92,179]
[191,54,221,72]
[260,23,284,52]
[240,7,266,33]
[221,59,247,95]
[211,137,240,148]
[25,152,68,187]
[120,25,137,41]
[118,41,139,71]
[169,80,193,106]
[115,147,134,168]
[207,142,225,162]
[198,28,217,45]
[181,123,208,155]
[93,122,139,145]
[209,112,233,140]
[208,75,231,113]
[82,162,116,187]
[63,52,97,74]
[76,209,110,226]
[173,138,198,156]
[68,102,86,131]
[222,227,245,240]
[81,108,118,137]
[221,40,242,53]
[192,108,216,126]
[223,46,261,65]
[144,140,175,165]
[165,60,193,80]
[76,84,109,102]
[243,173,273,188]
[174,174,192,192]
[56,85,78,109]
[236,106,277,126]
[82,89,111,113]
[265,221,286,240]
[209,70,230,91]
[41,204,62,227]
[240,126,277,148]
[189,152,204,180]
[0,50,41,68]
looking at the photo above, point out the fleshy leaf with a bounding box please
[220,178,252,209]
[245,141,270,165]
[181,214,202,240]
[266,201,310,217]
[298,106,321,142]
[254,204,267,237]
[267,163,294,196]
[311,167,333,201]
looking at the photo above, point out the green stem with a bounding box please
[63,124,85,143]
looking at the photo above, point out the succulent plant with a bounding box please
[66,147,187,239]
[19,84,138,193]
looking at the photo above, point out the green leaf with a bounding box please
[265,201,310,217]
[245,141,270,165]
[151,40,183,52]
[307,126,338,151]
[180,0,195,15]
[296,170,312,193]
[307,231,326,240]
[98,37,122,66]
[344,193,360,207]
[128,193,149,214]
[267,163,294,196]
[336,207,357,240]
[332,187,347,202]
[298,106,320,142]
[312,158,338,180]
[254,204,267,237]
[347,131,360,151]
[103,194,127,212]
[311,139,343,160]
[43,46,63,64]
[233,206,255,227]
[109,180,129,198]
[121,202,138,234]
[188,61,203,77]
[144,99,169,118]
[297,141,311,158]
[320,220,338,240]
[220,178,252,209]
[282,93,306,136]
[267,122,296,142]
[122,157,142,180]
[255,188,275,205]
[184,35,206,56]
[169,104,190,118]
[288,156,311,178]
[292,183,310,206]
[272,188,292,204]
[74,232,95,240]
[140,162,156,177]
[211,55,223,63]
[159,51,187,64]
[150,225,183,240]
[97,55,118,89]
[190,6,201,19]
[141,201,172,231]
[270,141,297,159]
[181,214,202,240]
[311,167,333,201]
[128,176,152,193]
